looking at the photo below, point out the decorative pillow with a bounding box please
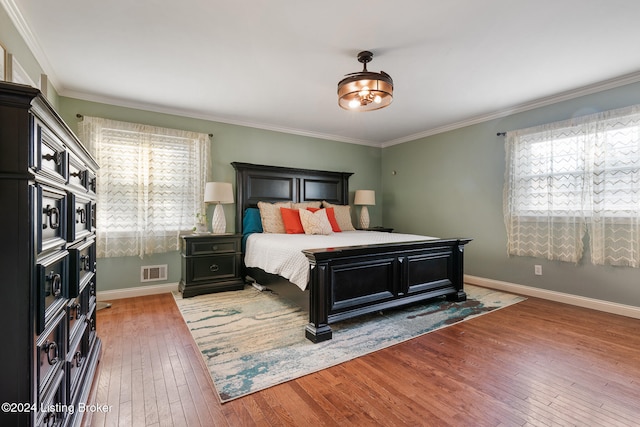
[258,201,292,233]
[292,201,321,209]
[322,201,355,231]
[280,207,305,234]
[299,208,333,235]
[307,207,341,232]
[242,208,263,235]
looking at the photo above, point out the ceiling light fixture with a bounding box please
[337,50,393,112]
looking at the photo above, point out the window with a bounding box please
[80,117,210,258]
[504,105,640,267]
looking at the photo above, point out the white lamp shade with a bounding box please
[204,182,234,204]
[204,182,233,234]
[354,190,375,206]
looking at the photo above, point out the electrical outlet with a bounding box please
[534,265,542,275]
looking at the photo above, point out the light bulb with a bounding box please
[358,86,370,97]
[374,95,382,104]
[348,99,360,109]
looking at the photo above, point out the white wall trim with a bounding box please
[465,275,640,320]
[97,282,179,301]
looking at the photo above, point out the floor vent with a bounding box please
[141,264,168,282]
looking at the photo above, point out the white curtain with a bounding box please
[79,117,210,258]
[504,105,640,267]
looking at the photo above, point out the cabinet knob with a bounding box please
[212,245,218,251]
[42,205,60,230]
[209,264,219,272]
[46,272,62,297]
[76,207,86,224]
[43,340,58,365]
[42,151,62,165]
[74,350,83,368]
[43,411,57,427]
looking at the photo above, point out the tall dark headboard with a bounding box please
[231,162,353,234]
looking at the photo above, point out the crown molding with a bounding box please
[71,69,640,149]
[62,88,381,147]
[381,70,640,147]
[0,0,60,91]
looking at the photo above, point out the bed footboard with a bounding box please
[303,238,472,343]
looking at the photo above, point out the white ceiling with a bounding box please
[5,0,640,147]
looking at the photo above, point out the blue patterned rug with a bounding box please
[173,284,525,402]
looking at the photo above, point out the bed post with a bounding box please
[305,260,333,343]
[447,239,471,302]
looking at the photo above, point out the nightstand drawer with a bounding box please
[188,254,237,282]
[187,238,238,255]
[180,233,244,297]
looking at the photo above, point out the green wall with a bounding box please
[57,97,382,291]
[382,82,640,307]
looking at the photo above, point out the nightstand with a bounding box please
[358,226,394,233]
[179,233,244,297]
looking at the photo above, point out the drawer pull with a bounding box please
[46,272,62,297]
[70,170,85,180]
[76,207,86,224]
[42,205,60,230]
[43,411,57,427]
[212,245,218,251]
[70,302,81,319]
[74,350,83,368]
[80,254,90,271]
[43,340,58,365]
[209,264,219,272]
[42,151,62,165]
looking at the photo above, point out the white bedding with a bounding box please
[244,231,437,290]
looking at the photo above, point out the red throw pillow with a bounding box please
[280,207,304,234]
[307,207,341,232]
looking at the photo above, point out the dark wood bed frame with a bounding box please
[232,162,472,343]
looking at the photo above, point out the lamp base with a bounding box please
[359,206,370,229]
[211,203,226,234]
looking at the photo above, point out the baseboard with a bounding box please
[97,282,179,301]
[465,275,640,319]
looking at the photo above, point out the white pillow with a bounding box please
[258,201,292,233]
[299,208,333,235]
[322,201,355,231]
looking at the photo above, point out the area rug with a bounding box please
[173,284,525,402]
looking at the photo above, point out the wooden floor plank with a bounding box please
[83,290,640,427]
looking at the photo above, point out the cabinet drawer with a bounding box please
[66,324,88,404]
[37,250,69,334]
[67,278,89,345]
[87,303,97,346]
[37,184,68,255]
[188,254,237,282]
[188,238,238,255]
[69,238,96,297]
[68,153,91,193]
[34,121,67,184]
[36,310,66,395]
[86,169,97,194]
[36,368,66,427]
[68,193,92,242]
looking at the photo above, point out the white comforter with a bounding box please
[244,231,437,290]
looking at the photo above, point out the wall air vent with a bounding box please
[141,264,168,282]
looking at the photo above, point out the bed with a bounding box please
[232,162,472,343]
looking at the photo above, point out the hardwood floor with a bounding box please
[82,289,640,427]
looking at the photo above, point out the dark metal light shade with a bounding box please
[337,51,393,111]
